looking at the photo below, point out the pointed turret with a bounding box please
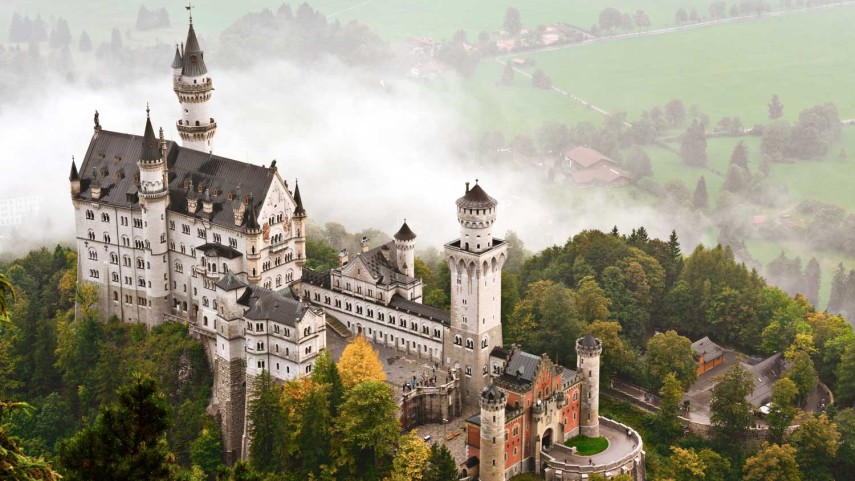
[293,180,306,217]
[182,23,207,76]
[141,107,161,162]
[69,157,79,181]
[171,44,183,69]
[394,220,416,277]
[69,157,80,196]
[394,220,417,241]
[173,13,215,153]
[245,195,261,233]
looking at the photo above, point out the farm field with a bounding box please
[523,6,855,127]
[303,0,794,42]
[430,60,603,138]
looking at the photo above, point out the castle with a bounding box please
[69,13,645,480]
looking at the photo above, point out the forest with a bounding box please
[1,227,855,479]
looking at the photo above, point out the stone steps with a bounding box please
[325,313,353,339]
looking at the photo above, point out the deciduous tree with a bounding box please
[766,377,798,443]
[646,331,697,390]
[743,443,800,481]
[390,431,430,481]
[790,413,839,481]
[655,372,684,439]
[710,364,754,447]
[337,335,386,389]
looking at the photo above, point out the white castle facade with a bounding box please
[69,14,645,479]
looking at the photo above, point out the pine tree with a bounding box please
[730,140,749,169]
[424,443,458,481]
[723,164,748,193]
[247,371,287,473]
[78,30,92,52]
[828,263,847,313]
[58,373,176,481]
[679,120,707,166]
[332,381,400,480]
[768,94,784,120]
[312,349,344,416]
[692,176,709,210]
[298,383,332,477]
[803,258,821,307]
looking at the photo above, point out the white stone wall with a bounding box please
[303,284,445,362]
[479,399,506,481]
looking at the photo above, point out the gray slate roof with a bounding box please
[238,285,306,327]
[456,183,497,209]
[171,45,183,69]
[692,336,724,363]
[302,268,331,289]
[216,271,246,291]
[388,294,450,325]
[75,130,273,230]
[742,353,791,408]
[198,243,243,260]
[182,23,208,76]
[499,350,542,388]
[393,221,416,241]
[357,242,417,286]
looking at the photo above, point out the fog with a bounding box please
[0,8,714,257]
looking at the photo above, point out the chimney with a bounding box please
[338,249,349,267]
[360,236,370,253]
[202,188,214,214]
[233,200,246,227]
[465,181,470,193]
[90,168,102,200]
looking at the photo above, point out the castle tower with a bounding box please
[444,181,508,402]
[137,108,172,327]
[245,195,262,284]
[576,334,603,437]
[173,12,216,153]
[292,181,307,271]
[479,385,506,481]
[213,271,248,465]
[394,220,416,277]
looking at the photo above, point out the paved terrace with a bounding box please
[542,418,643,474]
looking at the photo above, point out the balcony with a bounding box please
[270,241,289,254]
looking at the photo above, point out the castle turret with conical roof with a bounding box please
[173,10,216,153]
[394,220,416,277]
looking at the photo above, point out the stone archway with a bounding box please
[542,428,553,450]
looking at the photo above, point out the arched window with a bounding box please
[276,275,282,287]
[175,261,183,273]
[88,249,98,260]
[113,291,118,301]
[482,336,489,349]
[87,230,95,240]
[465,338,474,350]
[203,297,209,307]
[85,210,94,220]
[103,233,111,243]
[111,272,119,283]
[454,335,462,346]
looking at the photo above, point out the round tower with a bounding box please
[244,194,262,284]
[137,108,171,328]
[576,334,603,437]
[393,220,416,277]
[173,15,216,153]
[456,180,497,254]
[292,180,307,270]
[479,385,506,481]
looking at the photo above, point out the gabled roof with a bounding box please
[564,145,616,168]
[75,130,275,230]
[500,350,542,386]
[302,268,331,289]
[692,336,724,363]
[216,270,246,291]
[569,163,630,186]
[490,346,510,360]
[350,242,416,286]
[393,221,416,241]
[456,182,497,209]
[238,285,307,327]
[742,353,791,408]
[182,23,208,76]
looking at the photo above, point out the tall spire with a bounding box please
[69,156,79,181]
[171,44,182,69]
[293,180,306,216]
[182,19,207,76]
[141,106,161,161]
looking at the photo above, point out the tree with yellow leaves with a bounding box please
[389,431,430,481]
[337,335,386,389]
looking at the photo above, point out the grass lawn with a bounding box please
[565,435,609,455]
[600,395,650,440]
[525,6,855,127]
